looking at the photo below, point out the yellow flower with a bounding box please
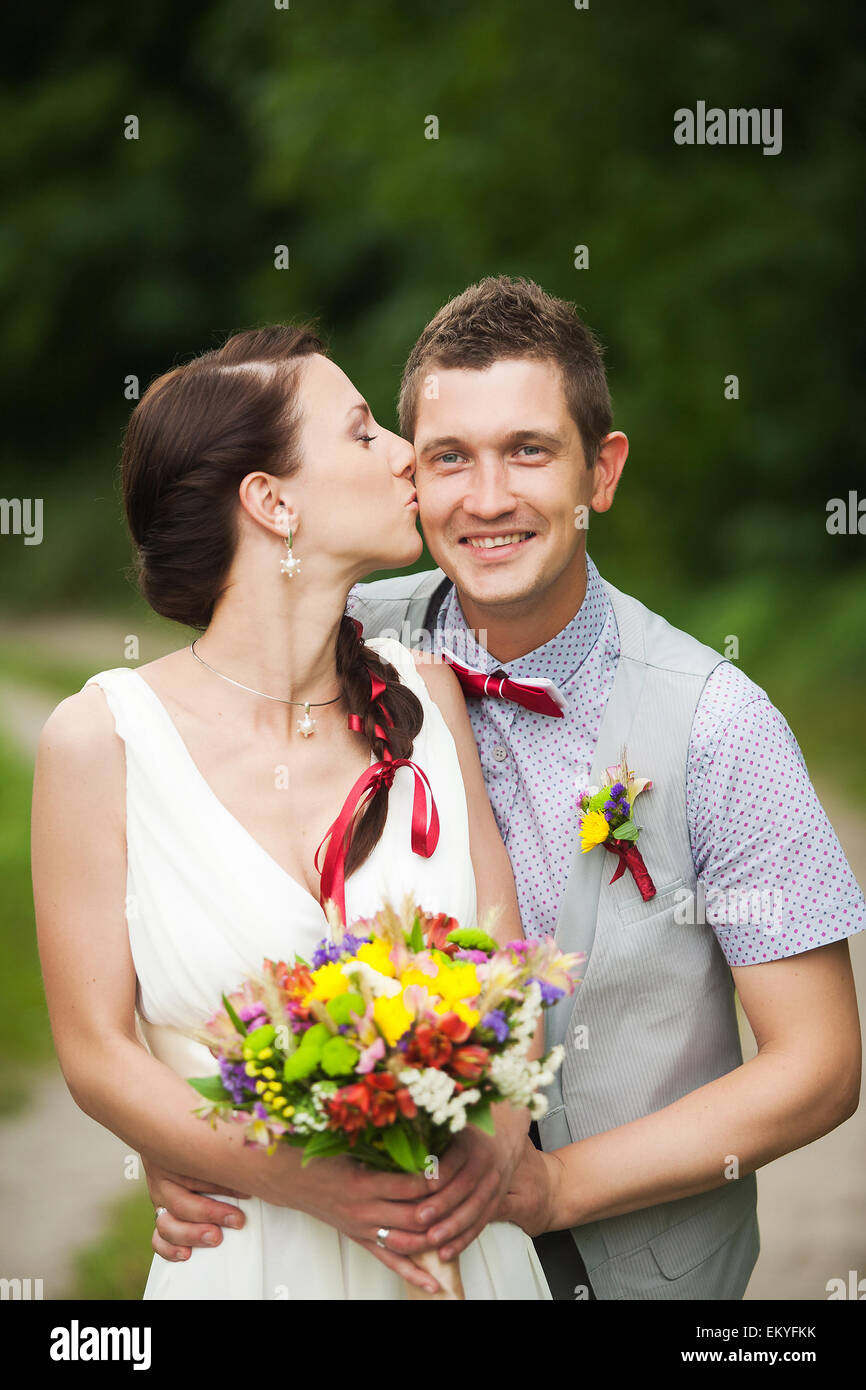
[373,993,414,1046]
[356,937,396,978]
[305,961,350,1004]
[580,809,610,854]
[435,961,480,1005]
[400,965,438,993]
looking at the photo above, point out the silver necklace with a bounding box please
[189,639,341,738]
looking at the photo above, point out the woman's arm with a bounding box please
[30,685,453,1290]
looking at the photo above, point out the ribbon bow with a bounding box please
[440,648,568,719]
[314,668,440,922]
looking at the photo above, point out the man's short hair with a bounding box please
[398,276,613,465]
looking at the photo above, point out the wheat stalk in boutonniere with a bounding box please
[578,746,656,901]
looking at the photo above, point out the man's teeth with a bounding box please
[467,533,533,549]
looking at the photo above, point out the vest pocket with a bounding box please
[615,876,686,926]
[646,1182,758,1280]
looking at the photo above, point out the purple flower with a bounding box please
[253,1102,268,1121]
[218,1057,256,1105]
[530,978,565,1005]
[620,800,630,818]
[604,800,617,819]
[311,933,368,968]
[482,1010,510,1043]
[455,948,489,965]
[610,782,626,800]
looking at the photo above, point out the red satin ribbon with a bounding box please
[603,840,656,901]
[314,668,440,922]
[442,653,565,719]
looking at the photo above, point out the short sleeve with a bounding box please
[688,663,866,967]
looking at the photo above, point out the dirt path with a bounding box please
[741,778,866,1301]
[1,627,864,1300]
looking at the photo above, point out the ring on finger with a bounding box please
[375,1226,390,1249]
[154,1206,167,1224]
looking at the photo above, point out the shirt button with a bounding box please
[492,744,509,763]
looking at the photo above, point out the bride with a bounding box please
[31,324,551,1300]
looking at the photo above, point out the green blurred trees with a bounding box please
[0,0,863,613]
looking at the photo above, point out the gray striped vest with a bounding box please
[352,567,759,1300]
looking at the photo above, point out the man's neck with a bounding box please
[455,553,590,663]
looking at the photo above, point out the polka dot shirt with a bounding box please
[433,556,865,965]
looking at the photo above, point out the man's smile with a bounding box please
[459,530,537,555]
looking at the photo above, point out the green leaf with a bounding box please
[189,1074,232,1103]
[300,1130,349,1166]
[409,1129,431,1170]
[612,819,640,842]
[382,1125,422,1173]
[409,913,425,953]
[466,1099,494,1134]
[222,993,248,1036]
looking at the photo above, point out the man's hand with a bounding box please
[497,1138,564,1237]
[407,1105,530,1262]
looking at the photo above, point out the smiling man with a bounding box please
[349,277,864,1300]
[149,277,864,1301]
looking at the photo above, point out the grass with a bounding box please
[0,731,54,1115]
[65,1186,156,1300]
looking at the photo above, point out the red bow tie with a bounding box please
[441,648,568,719]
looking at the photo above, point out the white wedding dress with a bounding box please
[84,637,550,1300]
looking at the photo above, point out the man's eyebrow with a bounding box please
[417,435,465,456]
[417,428,565,456]
[500,428,565,450]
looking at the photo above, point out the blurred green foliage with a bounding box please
[0,0,863,615]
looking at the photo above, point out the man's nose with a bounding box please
[462,460,517,518]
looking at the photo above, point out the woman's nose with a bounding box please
[391,432,416,479]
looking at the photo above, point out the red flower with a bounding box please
[404,1022,453,1068]
[364,1073,418,1126]
[271,960,314,998]
[450,1044,489,1082]
[326,1083,370,1139]
[439,1012,472,1043]
[424,912,459,956]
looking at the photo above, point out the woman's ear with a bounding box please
[237,473,299,536]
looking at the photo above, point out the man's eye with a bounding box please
[516,445,543,456]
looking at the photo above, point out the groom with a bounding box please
[149,278,864,1299]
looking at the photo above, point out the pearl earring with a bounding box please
[280,524,301,578]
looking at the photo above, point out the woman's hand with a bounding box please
[144,1142,504,1294]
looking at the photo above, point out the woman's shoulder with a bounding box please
[35,676,128,778]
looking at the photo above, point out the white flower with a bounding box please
[342,960,401,997]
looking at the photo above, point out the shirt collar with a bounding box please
[435,553,612,687]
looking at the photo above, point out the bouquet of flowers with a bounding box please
[187,897,583,1299]
[578,746,656,901]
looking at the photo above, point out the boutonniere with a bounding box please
[578,747,656,901]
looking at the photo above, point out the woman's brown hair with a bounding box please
[121,325,423,879]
